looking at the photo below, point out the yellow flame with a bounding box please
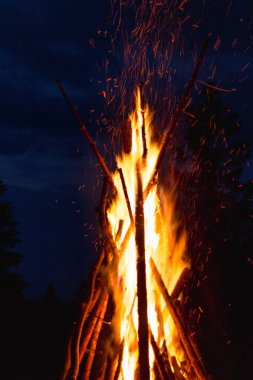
[107,89,189,379]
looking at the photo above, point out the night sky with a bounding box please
[1,0,252,298]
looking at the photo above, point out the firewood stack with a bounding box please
[57,40,209,380]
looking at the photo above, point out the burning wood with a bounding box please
[139,82,148,159]
[58,41,209,379]
[118,167,134,227]
[149,328,174,380]
[135,161,150,380]
[79,287,105,363]
[171,268,192,300]
[113,340,125,380]
[81,291,109,380]
[150,257,207,380]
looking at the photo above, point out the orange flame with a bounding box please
[107,89,189,379]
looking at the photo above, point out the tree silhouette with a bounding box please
[176,87,253,379]
[0,181,30,379]
[0,180,28,303]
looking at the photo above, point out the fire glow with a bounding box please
[108,88,189,379]
[57,38,209,380]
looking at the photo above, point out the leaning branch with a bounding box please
[98,178,119,259]
[144,39,209,198]
[56,80,114,184]
[113,340,124,380]
[149,328,173,380]
[118,167,135,227]
[150,257,207,380]
[79,286,105,363]
[171,267,191,300]
[81,291,109,380]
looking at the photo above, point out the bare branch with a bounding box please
[56,80,114,184]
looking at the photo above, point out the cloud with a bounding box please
[1,0,109,78]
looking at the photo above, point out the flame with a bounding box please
[107,89,189,379]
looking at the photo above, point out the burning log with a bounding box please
[135,161,150,380]
[150,257,207,380]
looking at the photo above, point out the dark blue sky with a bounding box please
[1,0,252,298]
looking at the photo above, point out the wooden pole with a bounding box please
[135,161,150,380]
[98,178,119,259]
[115,219,124,242]
[139,82,147,159]
[118,167,135,226]
[144,39,209,198]
[113,340,124,380]
[171,268,191,300]
[81,292,109,380]
[104,350,119,380]
[149,329,173,380]
[81,250,105,323]
[79,287,106,363]
[174,299,206,375]
[55,80,114,185]
[171,357,185,380]
[160,341,177,380]
[60,332,73,380]
[150,257,207,380]
[65,250,105,380]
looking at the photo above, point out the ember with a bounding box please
[57,40,209,380]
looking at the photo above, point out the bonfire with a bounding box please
[57,39,209,380]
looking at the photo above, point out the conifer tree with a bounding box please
[0,180,28,303]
